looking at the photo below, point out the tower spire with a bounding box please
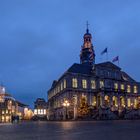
[86,21,89,33]
[80,23,95,66]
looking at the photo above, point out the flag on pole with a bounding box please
[112,56,119,62]
[101,47,107,55]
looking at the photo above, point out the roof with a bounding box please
[121,71,135,82]
[67,63,92,75]
[16,101,28,107]
[96,61,121,70]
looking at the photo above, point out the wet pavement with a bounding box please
[0,120,140,140]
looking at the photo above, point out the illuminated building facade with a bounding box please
[0,86,28,123]
[48,27,140,120]
[34,98,47,118]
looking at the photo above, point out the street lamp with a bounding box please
[63,100,70,120]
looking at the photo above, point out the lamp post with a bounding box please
[63,100,70,120]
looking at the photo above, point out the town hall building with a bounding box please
[47,27,140,120]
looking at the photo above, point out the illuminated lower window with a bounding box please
[91,80,96,89]
[92,96,96,106]
[2,110,4,114]
[2,116,4,122]
[34,109,37,115]
[44,110,46,115]
[72,78,78,88]
[82,79,87,89]
[6,110,8,114]
[134,99,138,109]
[127,85,131,93]
[100,81,104,88]
[134,86,138,93]
[112,96,118,107]
[127,98,131,107]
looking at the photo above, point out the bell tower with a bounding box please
[80,22,95,66]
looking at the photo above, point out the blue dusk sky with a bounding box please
[0,0,140,107]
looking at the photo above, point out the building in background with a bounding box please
[0,86,29,123]
[33,98,48,120]
[48,27,140,120]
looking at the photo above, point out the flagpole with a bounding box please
[106,47,108,61]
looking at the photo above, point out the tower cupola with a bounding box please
[80,22,95,65]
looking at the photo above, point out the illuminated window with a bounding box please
[100,81,104,88]
[112,96,118,107]
[6,116,10,122]
[2,110,4,114]
[61,82,63,91]
[120,96,125,107]
[40,109,44,115]
[44,109,46,115]
[127,98,131,107]
[91,80,96,89]
[2,116,5,122]
[114,83,118,90]
[34,109,37,115]
[6,110,8,114]
[121,84,125,90]
[127,85,131,93]
[64,79,66,89]
[92,96,96,106]
[72,78,78,88]
[134,86,138,93]
[134,99,138,109]
[0,96,4,103]
[82,79,87,89]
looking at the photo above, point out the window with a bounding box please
[2,110,4,115]
[61,82,63,91]
[114,83,118,90]
[6,110,8,114]
[127,85,131,93]
[134,99,138,109]
[134,86,138,93]
[100,81,104,88]
[34,109,37,115]
[64,79,66,89]
[44,109,46,115]
[91,80,96,89]
[121,84,125,90]
[82,79,87,89]
[92,96,96,106]
[72,78,78,88]
[127,98,131,107]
